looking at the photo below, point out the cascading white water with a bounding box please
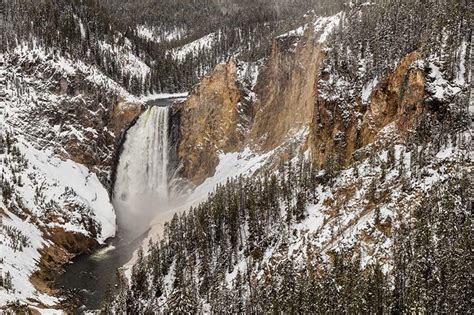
[113,105,170,237]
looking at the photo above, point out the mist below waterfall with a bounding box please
[113,105,170,238]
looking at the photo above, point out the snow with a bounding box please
[296,203,325,232]
[73,14,86,39]
[125,126,311,283]
[171,32,219,62]
[11,42,138,102]
[361,76,379,104]
[225,257,248,287]
[425,41,468,103]
[0,210,58,307]
[314,12,343,43]
[277,25,307,38]
[98,40,150,81]
[29,306,64,315]
[426,62,461,101]
[0,59,116,241]
[455,41,467,85]
[191,147,274,200]
[0,133,116,242]
[140,92,189,102]
[236,60,261,103]
[436,145,455,159]
[236,61,260,90]
[13,42,75,75]
[136,25,185,43]
[136,25,155,42]
[276,12,342,44]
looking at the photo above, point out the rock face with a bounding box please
[109,98,145,136]
[0,50,144,307]
[173,60,248,185]
[249,32,323,150]
[310,51,425,170]
[47,79,144,187]
[32,228,98,296]
[361,52,425,140]
[173,28,427,185]
[6,55,144,188]
[173,29,326,185]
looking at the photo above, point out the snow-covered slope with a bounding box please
[0,43,142,309]
[136,25,186,44]
[0,136,115,307]
[97,40,151,85]
[170,32,221,62]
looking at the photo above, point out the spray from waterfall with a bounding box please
[113,105,170,238]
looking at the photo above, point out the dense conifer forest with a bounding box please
[1,0,344,94]
[104,154,471,313]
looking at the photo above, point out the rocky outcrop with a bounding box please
[309,51,425,170]
[249,31,323,150]
[173,60,248,185]
[32,228,98,291]
[109,98,145,136]
[173,28,427,185]
[173,29,326,185]
[17,60,144,187]
[361,52,425,140]
[51,84,144,187]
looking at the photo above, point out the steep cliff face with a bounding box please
[174,60,249,185]
[18,62,144,186]
[361,52,425,140]
[310,51,426,170]
[249,31,323,150]
[173,27,328,185]
[174,32,428,185]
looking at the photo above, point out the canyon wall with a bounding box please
[173,28,326,185]
[309,51,426,170]
[172,60,248,185]
[1,51,145,307]
[173,26,427,185]
[249,31,323,150]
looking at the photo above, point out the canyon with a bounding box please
[0,1,471,312]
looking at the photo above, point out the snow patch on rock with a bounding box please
[362,76,379,104]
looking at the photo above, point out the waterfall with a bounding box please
[113,105,170,237]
